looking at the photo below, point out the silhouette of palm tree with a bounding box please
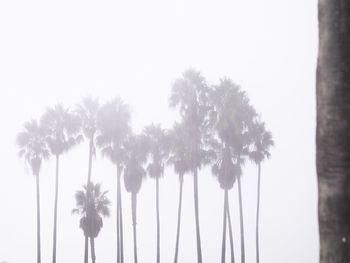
[76,96,100,263]
[168,122,191,263]
[143,124,170,263]
[97,98,131,263]
[169,69,212,263]
[41,104,82,263]
[248,120,273,263]
[17,120,50,263]
[123,134,149,263]
[73,182,111,263]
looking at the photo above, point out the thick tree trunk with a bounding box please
[226,193,235,263]
[118,171,124,263]
[132,193,138,263]
[317,1,350,262]
[237,175,245,263]
[221,190,228,263]
[156,177,160,263]
[90,237,96,263]
[174,175,184,263]
[116,167,121,263]
[35,173,41,263]
[193,169,203,263]
[52,155,60,263]
[255,163,261,263]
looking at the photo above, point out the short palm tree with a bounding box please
[41,104,82,263]
[97,98,131,263]
[73,182,111,263]
[76,96,100,263]
[248,120,273,263]
[169,69,212,263]
[17,120,50,263]
[168,122,190,263]
[143,124,170,263]
[123,134,149,263]
[210,78,256,263]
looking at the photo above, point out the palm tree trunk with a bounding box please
[174,175,184,263]
[317,1,350,262]
[85,137,94,263]
[116,166,121,263]
[193,168,203,263]
[226,193,235,263]
[221,190,228,263]
[84,236,89,263]
[90,237,96,263]
[156,177,160,263]
[118,172,124,263]
[132,193,138,263]
[255,163,261,263]
[35,173,41,263]
[52,154,60,263]
[237,175,245,263]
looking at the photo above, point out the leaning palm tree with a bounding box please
[168,122,190,263]
[123,134,149,263]
[41,104,82,263]
[169,69,212,263]
[143,124,170,263]
[97,98,131,263]
[73,182,111,263]
[76,96,100,263]
[17,120,50,263]
[248,120,273,263]
[210,78,256,263]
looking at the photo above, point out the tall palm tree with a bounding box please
[169,69,212,263]
[73,182,111,263]
[143,124,170,263]
[317,1,350,262]
[248,120,273,263]
[123,134,149,263]
[41,104,82,263]
[76,96,100,263]
[168,122,190,263]
[210,78,256,263]
[97,98,131,263]
[17,120,50,263]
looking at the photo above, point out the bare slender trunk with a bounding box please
[132,193,138,263]
[156,177,160,263]
[90,237,96,263]
[116,166,120,263]
[174,175,184,263]
[237,175,245,263]
[35,173,41,263]
[317,1,350,262]
[255,163,261,263]
[118,171,124,263]
[193,168,202,263]
[221,190,228,263]
[52,155,59,263]
[226,193,234,263]
[84,236,89,263]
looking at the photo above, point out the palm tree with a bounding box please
[317,1,350,262]
[97,98,131,263]
[210,78,256,263]
[169,69,212,263]
[17,120,50,263]
[73,182,111,263]
[41,104,82,263]
[76,96,100,263]
[248,120,273,263]
[123,134,149,263]
[168,122,190,263]
[143,124,170,263]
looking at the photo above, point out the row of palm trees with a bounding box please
[16,69,273,263]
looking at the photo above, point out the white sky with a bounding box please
[0,0,318,262]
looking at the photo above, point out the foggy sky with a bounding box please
[0,0,318,262]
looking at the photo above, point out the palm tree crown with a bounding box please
[249,120,274,164]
